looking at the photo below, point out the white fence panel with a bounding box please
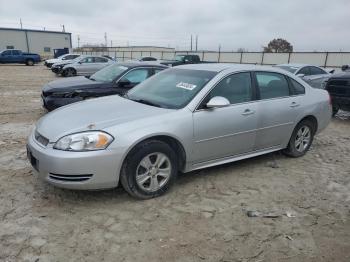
[263,53,289,65]
[242,53,263,64]
[203,52,219,62]
[326,53,350,67]
[162,52,175,60]
[219,52,241,63]
[290,53,326,66]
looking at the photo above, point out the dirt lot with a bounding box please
[0,64,349,262]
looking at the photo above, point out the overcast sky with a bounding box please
[0,0,349,51]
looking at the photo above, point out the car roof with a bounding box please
[114,62,167,68]
[175,63,285,73]
[276,63,315,68]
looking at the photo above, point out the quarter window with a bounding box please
[297,67,310,76]
[255,72,290,99]
[121,69,149,83]
[206,72,253,105]
[290,78,305,95]
[309,66,327,75]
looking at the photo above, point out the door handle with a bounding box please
[290,102,300,108]
[242,109,255,116]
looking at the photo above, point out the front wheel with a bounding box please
[283,120,315,157]
[120,140,178,199]
[63,68,76,77]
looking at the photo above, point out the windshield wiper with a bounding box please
[131,98,162,108]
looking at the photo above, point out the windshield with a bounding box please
[174,55,185,62]
[90,64,129,82]
[127,68,217,109]
[275,65,298,74]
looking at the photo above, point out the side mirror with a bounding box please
[78,61,82,64]
[118,79,131,87]
[206,96,230,109]
[296,73,305,78]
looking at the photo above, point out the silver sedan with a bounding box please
[27,64,332,199]
[275,63,332,89]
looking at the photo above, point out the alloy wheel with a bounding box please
[295,125,311,152]
[136,152,172,192]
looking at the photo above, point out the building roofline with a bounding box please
[0,27,71,35]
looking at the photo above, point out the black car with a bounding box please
[325,71,350,115]
[42,62,167,111]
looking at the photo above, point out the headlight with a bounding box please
[54,131,114,151]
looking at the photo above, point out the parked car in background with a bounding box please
[275,63,332,89]
[160,54,203,67]
[341,65,350,72]
[28,64,331,199]
[44,54,81,68]
[52,55,115,77]
[51,56,82,74]
[0,49,41,66]
[325,71,350,115]
[42,62,167,110]
[140,57,158,61]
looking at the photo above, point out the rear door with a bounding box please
[89,57,110,74]
[11,50,22,63]
[253,71,304,150]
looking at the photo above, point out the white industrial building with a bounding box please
[0,27,72,57]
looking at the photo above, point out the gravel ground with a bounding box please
[0,64,349,262]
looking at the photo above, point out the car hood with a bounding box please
[46,58,60,64]
[42,76,105,92]
[35,95,173,142]
[328,72,350,80]
[52,60,74,67]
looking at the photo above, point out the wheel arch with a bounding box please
[298,115,318,134]
[121,134,187,173]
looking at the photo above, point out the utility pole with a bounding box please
[20,18,23,29]
[104,32,107,47]
[195,35,198,51]
[110,40,113,47]
[190,35,193,51]
[61,24,65,32]
[78,35,80,48]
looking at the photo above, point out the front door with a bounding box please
[192,72,258,163]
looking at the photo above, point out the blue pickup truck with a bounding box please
[0,49,41,66]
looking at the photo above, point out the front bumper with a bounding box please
[42,95,83,111]
[27,130,123,190]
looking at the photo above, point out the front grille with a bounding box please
[35,131,49,146]
[49,173,93,182]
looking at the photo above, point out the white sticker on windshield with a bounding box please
[118,66,128,70]
[176,82,197,91]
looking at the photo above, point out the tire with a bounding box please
[332,106,339,116]
[120,140,178,199]
[283,119,315,158]
[63,68,76,77]
[26,59,34,66]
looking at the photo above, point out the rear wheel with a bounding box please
[332,106,339,116]
[283,119,315,157]
[26,59,34,66]
[63,68,76,77]
[120,140,178,199]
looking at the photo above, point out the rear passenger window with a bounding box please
[290,78,305,95]
[95,57,108,63]
[255,72,290,99]
[297,67,310,76]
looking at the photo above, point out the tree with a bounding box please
[237,47,248,52]
[263,38,293,53]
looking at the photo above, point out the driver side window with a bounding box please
[297,67,310,76]
[121,69,149,83]
[81,57,94,63]
[203,72,253,106]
